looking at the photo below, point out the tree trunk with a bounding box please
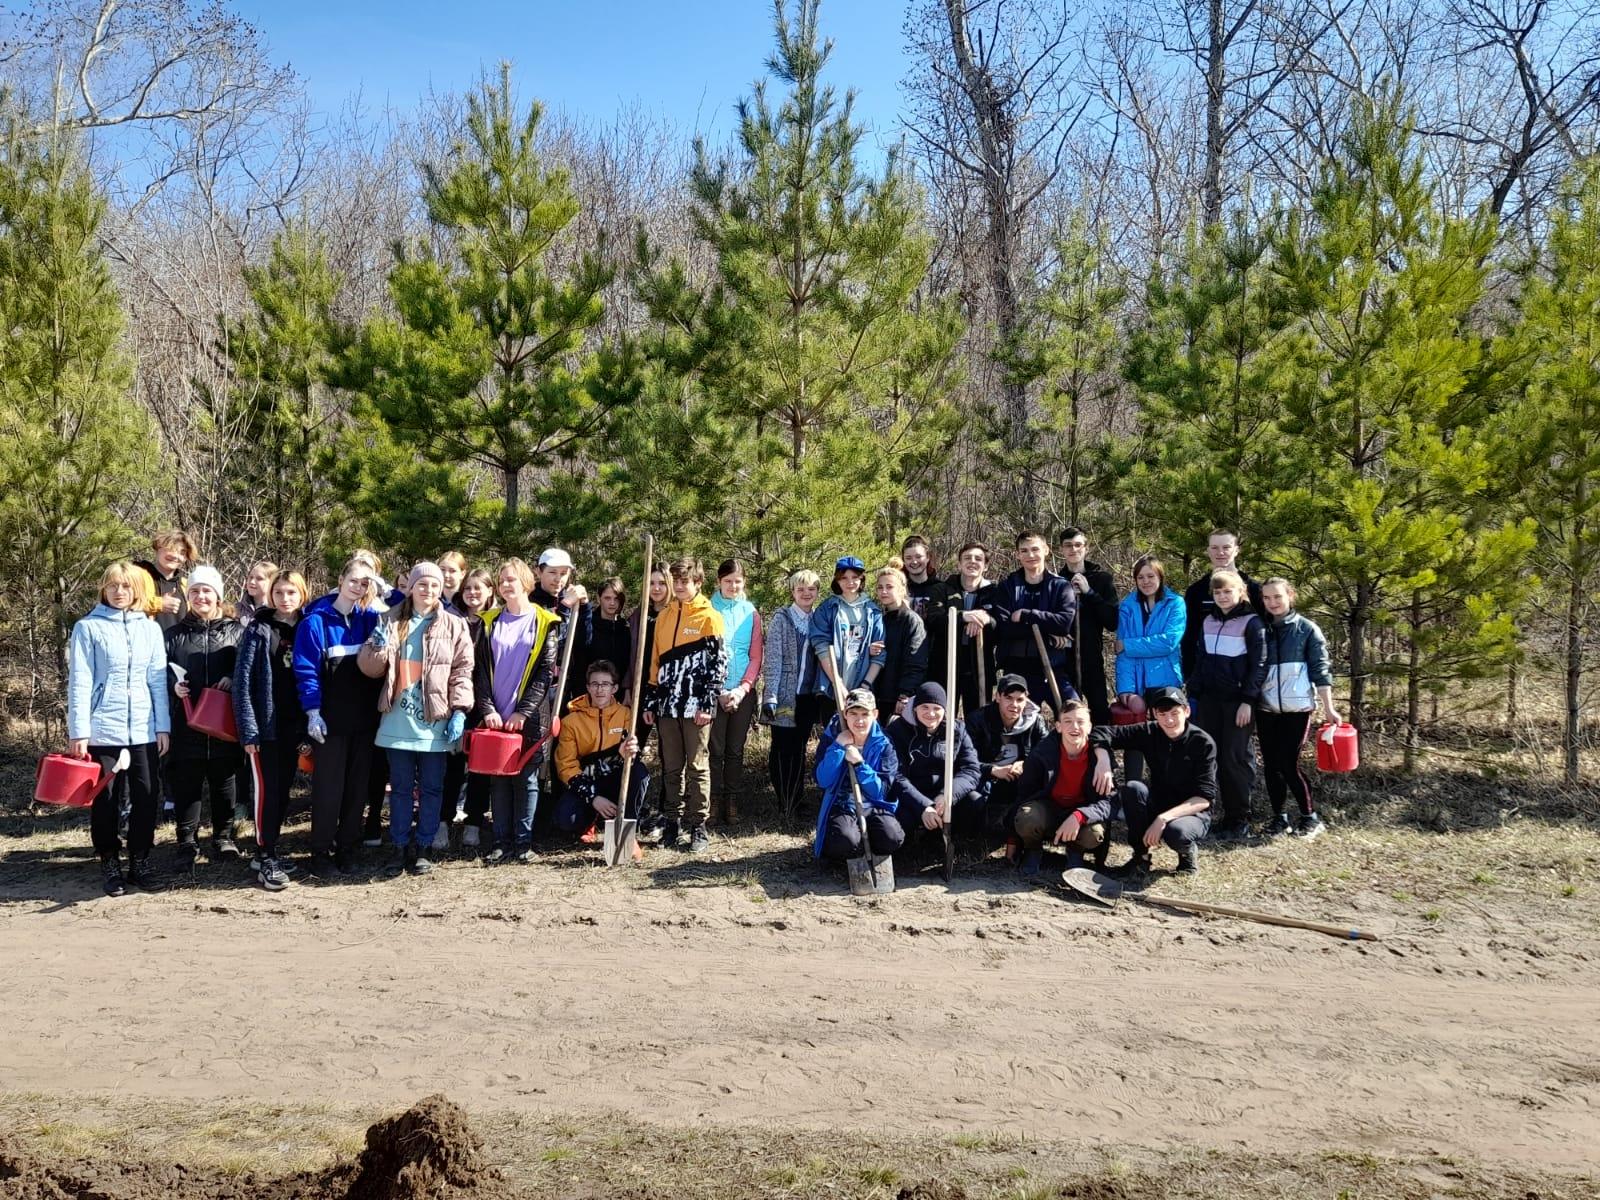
[1201,0,1227,228]
[1404,590,1422,773]
[1348,583,1371,750]
[1505,658,1517,728]
[504,463,519,518]
[1567,549,1585,784]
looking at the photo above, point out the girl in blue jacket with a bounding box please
[812,688,902,861]
[807,556,886,724]
[1113,555,1186,783]
[66,561,171,896]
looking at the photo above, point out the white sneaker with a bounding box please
[462,825,480,848]
[362,835,382,848]
[430,825,450,853]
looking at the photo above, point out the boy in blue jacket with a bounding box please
[813,688,902,862]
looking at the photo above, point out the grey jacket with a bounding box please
[760,604,817,728]
[1260,610,1333,713]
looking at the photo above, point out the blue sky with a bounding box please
[232,0,916,151]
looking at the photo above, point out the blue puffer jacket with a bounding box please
[807,594,886,699]
[234,609,304,745]
[67,604,171,746]
[1114,587,1185,696]
[812,713,899,859]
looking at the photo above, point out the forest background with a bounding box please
[2,0,1598,783]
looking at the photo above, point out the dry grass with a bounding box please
[0,1091,1592,1199]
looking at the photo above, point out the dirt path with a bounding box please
[4,841,1598,1173]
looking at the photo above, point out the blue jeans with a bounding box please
[491,761,540,851]
[386,749,447,850]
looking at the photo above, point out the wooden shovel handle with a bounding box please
[1031,625,1063,712]
[1140,895,1380,942]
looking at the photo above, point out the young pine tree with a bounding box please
[0,113,155,728]
[1508,161,1600,782]
[344,64,636,559]
[624,0,962,593]
[1270,97,1529,754]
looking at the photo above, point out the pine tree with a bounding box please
[1270,96,1531,756]
[344,64,635,560]
[1123,206,1296,569]
[221,226,347,571]
[0,110,155,727]
[623,0,962,596]
[1508,160,1600,782]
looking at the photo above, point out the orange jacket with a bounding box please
[555,693,633,785]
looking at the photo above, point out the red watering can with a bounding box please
[298,748,315,775]
[1110,701,1145,726]
[465,728,543,777]
[182,688,238,742]
[35,755,110,808]
[1316,722,1359,773]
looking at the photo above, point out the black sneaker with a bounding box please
[1213,821,1251,843]
[249,851,296,876]
[101,857,125,897]
[1107,854,1150,881]
[410,853,435,876]
[687,824,710,853]
[257,856,290,891]
[333,848,355,875]
[1262,813,1293,838]
[1295,813,1325,840]
[125,856,163,891]
[1176,845,1199,874]
[659,820,682,850]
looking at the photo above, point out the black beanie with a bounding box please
[912,682,947,709]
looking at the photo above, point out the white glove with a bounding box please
[307,709,327,743]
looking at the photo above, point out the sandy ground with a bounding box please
[4,812,1599,1183]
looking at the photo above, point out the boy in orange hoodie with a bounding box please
[552,659,645,837]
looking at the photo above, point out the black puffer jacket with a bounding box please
[885,714,983,819]
[873,606,929,716]
[165,613,243,763]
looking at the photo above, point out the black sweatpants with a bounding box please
[820,809,905,860]
[1193,695,1256,827]
[87,743,159,859]
[551,766,651,835]
[1120,781,1209,854]
[364,745,388,839]
[310,732,375,855]
[245,739,301,857]
[441,750,467,827]
[1257,710,1315,816]
[767,692,820,815]
[172,755,241,846]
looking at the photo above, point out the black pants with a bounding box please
[767,692,820,814]
[551,767,651,835]
[1120,781,1208,854]
[1257,710,1315,816]
[1193,695,1256,827]
[365,743,388,838]
[820,809,905,860]
[245,739,301,857]
[441,750,467,827]
[310,732,375,855]
[88,743,159,859]
[172,754,241,846]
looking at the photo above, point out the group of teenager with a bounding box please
[63,524,1340,897]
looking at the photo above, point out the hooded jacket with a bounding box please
[1181,568,1265,680]
[471,604,561,738]
[647,593,728,720]
[165,612,244,763]
[761,603,818,728]
[807,593,886,698]
[554,694,634,787]
[965,697,1047,775]
[812,713,899,859]
[985,569,1078,674]
[292,594,385,734]
[1260,610,1334,714]
[1114,586,1186,696]
[233,609,304,746]
[1191,603,1268,704]
[873,605,929,716]
[358,606,476,724]
[67,604,170,747]
[885,713,983,820]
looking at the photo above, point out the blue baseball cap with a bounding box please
[834,555,866,573]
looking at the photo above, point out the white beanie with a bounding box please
[188,564,225,596]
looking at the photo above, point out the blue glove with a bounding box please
[306,710,327,744]
[371,621,390,649]
[446,711,466,745]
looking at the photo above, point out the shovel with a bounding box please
[824,644,892,896]
[1031,624,1063,715]
[1059,868,1381,942]
[940,605,957,883]
[605,534,654,867]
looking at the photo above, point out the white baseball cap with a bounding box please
[537,548,573,569]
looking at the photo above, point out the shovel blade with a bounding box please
[847,853,895,896]
[603,818,638,867]
[941,827,955,883]
[1061,867,1122,908]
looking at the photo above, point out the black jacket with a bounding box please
[575,611,633,695]
[233,610,303,745]
[873,606,929,716]
[1016,730,1107,814]
[165,614,243,763]
[983,570,1078,674]
[135,560,187,632]
[1090,721,1218,816]
[885,715,983,819]
[1065,560,1118,707]
[965,699,1048,775]
[1180,568,1264,680]
[934,575,998,703]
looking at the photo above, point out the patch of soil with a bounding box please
[896,1182,968,1200]
[0,1096,505,1200]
